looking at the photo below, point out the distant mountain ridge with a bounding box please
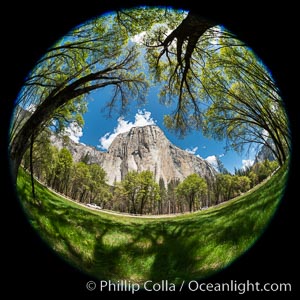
[50,125,217,186]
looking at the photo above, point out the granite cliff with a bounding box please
[50,125,216,186]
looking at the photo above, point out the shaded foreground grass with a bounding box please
[17,165,288,285]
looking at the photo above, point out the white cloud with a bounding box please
[219,153,224,158]
[185,146,198,155]
[62,122,83,143]
[202,145,207,149]
[210,25,222,45]
[130,31,146,44]
[261,129,269,141]
[27,104,37,113]
[242,159,254,170]
[205,155,218,169]
[98,110,156,150]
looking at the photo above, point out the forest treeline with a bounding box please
[22,131,278,215]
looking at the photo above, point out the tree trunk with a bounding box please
[140,195,147,215]
[161,12,217,67]
[131,194,137,214]
[9,64,135,184]
[29,133,36,199]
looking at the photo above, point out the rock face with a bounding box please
[50,125,216,186]
[254,139,276,163]
[50,134,106,164]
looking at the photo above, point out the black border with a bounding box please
[1,1,298,298]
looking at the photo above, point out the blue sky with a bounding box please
[69,84,256,174]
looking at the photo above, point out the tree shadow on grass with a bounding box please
[17,167,287,285]
[90,220,215,284]
[146,224,204,282]
[18,173,222,282]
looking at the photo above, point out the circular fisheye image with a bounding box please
[9,6,291,286]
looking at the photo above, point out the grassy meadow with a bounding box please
[17,165,288,284]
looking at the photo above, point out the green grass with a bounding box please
[17,165,288,285]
